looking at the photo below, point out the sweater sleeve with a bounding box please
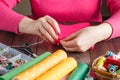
[0,0,26,34]
[104,0,120,39]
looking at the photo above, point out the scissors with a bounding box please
[10,40,44,58]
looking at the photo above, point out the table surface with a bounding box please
[0,31,120,66]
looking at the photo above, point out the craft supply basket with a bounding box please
[92,56,120,80]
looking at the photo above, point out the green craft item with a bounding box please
[0,52,51,80]
[116,69,120,75]
[68,62,89,80]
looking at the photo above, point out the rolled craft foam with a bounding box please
[13,49,67,80]
[36,57,77,80]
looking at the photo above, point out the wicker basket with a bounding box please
[92,56,120,80]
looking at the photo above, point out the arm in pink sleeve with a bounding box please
[0,0,26,34]
[104,0,120,39]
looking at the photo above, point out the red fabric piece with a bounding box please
[56,22,90,44]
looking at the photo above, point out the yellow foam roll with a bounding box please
[13,49,67,80]
[36,57,77,80]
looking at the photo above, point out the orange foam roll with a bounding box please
[36,57,77,80]
[13,49,67,80]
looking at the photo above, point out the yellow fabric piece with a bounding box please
[36,57,77,80]
[13,49,67,80]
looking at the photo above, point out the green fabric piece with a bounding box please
[0,52,51,80]
[68,63,89,80]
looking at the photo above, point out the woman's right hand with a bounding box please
[19,15,61,43]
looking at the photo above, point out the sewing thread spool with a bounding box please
[108,64,116,73]
[113,55,120,60]
[103,62,111,69]
[96,56,105,67]
[105,51,114,57]
[106,57,120,66]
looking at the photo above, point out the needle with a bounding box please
[9,40,44,58]
[10,40,44,48]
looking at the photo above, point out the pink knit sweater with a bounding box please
[0,0,120,39]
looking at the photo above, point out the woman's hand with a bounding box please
[19,15,61,43]
[60,23,112,52]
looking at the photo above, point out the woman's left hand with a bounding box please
[60,23,112,52]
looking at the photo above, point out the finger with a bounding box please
[35,23,49,42]
[45,15,61,34]
[40,18,58,40]
[60,40,76,48]
[63,46,78,52]
[61,41,86,52]
[38,24,54,43]
[37,33,48,42]
[63,32,78,41]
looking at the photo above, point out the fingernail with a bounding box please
[56,37,60,45]
[58,31,61,35]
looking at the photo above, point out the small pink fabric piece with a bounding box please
[56,22,90,44]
